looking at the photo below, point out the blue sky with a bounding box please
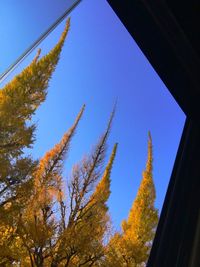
[0,0,76,74]
[1,0,185,230]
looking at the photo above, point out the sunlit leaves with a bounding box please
[106,134,158,267]
[0,17,159,266]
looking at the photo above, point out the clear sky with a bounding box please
[1,0,185,230]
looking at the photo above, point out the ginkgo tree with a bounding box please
[0,18,71,265]
[14,105,117,267]
[0,18,71,216]
[0,17,158,267]
[105,133,159,267]
[0,18,118,266]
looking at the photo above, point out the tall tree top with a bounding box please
[31,105,85,212]
[146,131,153,174]
[0,19,71,158]
[122,132,157,242]
[91,143,118,205]
[117,132,158,265]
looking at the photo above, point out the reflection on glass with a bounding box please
[0,0,80,79]
[0,0,185,266]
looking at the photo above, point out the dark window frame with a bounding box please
[107,1,200,266]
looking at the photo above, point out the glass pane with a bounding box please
[0,0,80,77]
[0,0,185,265]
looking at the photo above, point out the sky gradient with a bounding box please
[0,0,185,230]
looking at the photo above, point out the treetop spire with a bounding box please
[146,131,153,173]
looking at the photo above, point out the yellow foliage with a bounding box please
[0,14,159,267]
[0,19,71,238]
[106,133,158,267]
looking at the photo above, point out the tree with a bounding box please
[106,132,158,267]
[66,142,118,266]
[0,15,159,267]
[0,18,70,212]
[0,17,119,266]
[16,105,85,266]
[10,107,117,267]
[0,19,70,265]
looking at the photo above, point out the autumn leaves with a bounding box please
[0,19,158,266]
